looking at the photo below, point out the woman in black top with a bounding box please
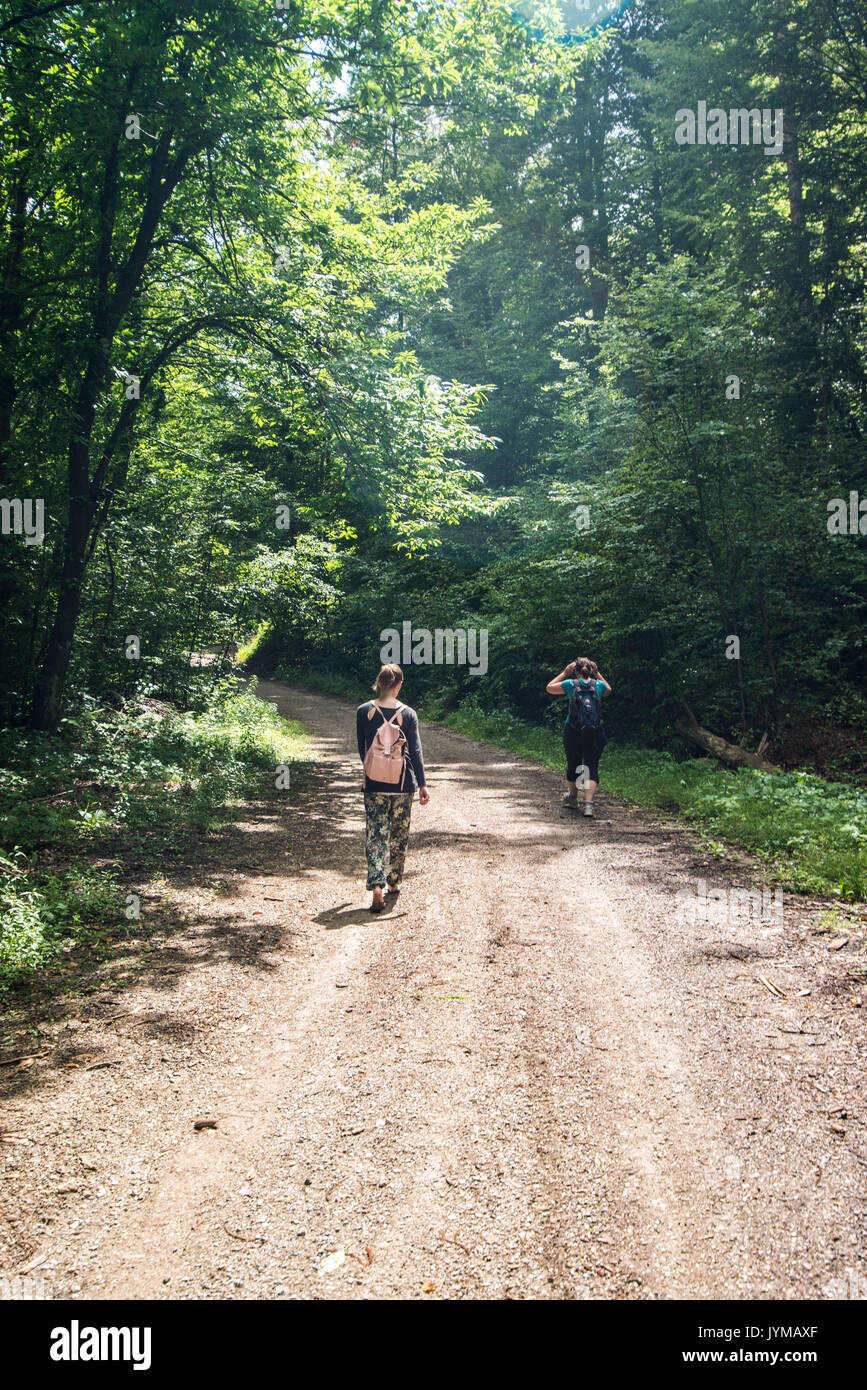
[357,663,429,913]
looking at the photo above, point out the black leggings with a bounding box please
[563,727,605,784]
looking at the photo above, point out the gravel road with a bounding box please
[1,681,866,1300]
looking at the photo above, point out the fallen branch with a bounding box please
[20,788,77,803]
[0,1047,53,1067]
[675,699,779,773]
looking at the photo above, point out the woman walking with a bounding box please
[357,663,429,913]
[546,657,611,817]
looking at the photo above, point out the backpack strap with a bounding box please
[368,702,404,727]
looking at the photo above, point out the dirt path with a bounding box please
[2,681,866,1300]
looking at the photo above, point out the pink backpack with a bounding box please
[363,705,407,787]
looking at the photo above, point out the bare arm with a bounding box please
[546,662,576,695]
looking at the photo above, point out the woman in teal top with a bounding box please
[546,657,612,817]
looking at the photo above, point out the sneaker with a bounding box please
[562,792,578,809]
[583,802,595,817]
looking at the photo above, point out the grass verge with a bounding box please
[0,680,311,987]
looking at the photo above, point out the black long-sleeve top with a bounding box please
[356,701,426,794]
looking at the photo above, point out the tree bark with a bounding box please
[32,488,93,730]
[675,700,779,773]
[28,133,198,733]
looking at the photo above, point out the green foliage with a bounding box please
[236,622,274,668]
[0,0,500,728]
[267,0,867,771]
[0,850,55,985]
[0,683,311,984]
[0,683,308,850]
[273,664,369,704]
[4,0,867,925]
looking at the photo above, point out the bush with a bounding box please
[0,682,312,985]
[0,850,54,983]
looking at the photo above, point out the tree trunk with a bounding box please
[675,700,779,773]
[31,487,93,730]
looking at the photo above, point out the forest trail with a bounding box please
[2,681,866,1301]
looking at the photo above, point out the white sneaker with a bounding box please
[583,802,595,817]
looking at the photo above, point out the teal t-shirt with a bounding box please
[561,678,606,729]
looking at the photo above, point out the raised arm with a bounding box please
[546,662,576,695]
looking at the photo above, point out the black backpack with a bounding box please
[568,680,602,733]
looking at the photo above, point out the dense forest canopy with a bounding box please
[1,0,866,773]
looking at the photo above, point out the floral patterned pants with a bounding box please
[363,791,414,890]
